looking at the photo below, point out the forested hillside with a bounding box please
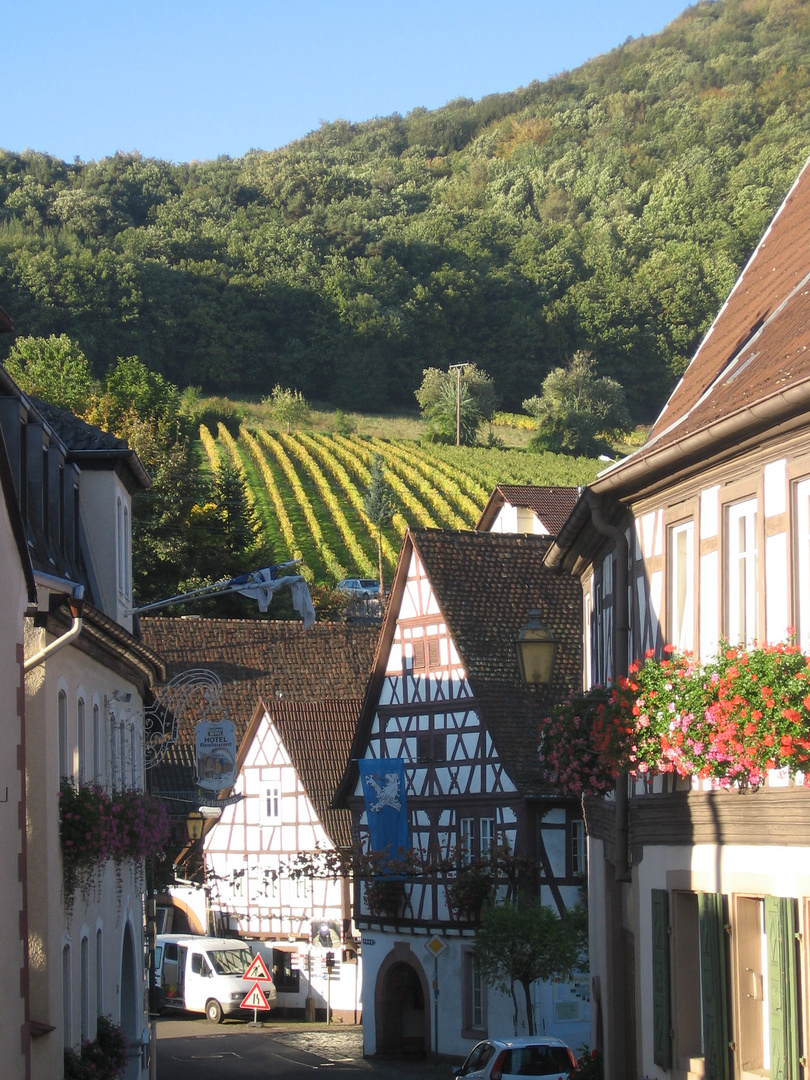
[2,0,810,420]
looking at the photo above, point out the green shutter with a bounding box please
[698,892,730,1080]
[765,896,800,1080]
[652,889,672,1069]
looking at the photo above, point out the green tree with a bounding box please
[93,356,182,434]
[363,454,395,596]
[265,385,311,434]
[523,351,630,456]
[414,363,498,445]
[4,334,96,415]
[472,896,587,1036]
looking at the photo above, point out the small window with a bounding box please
[460,817,474,865]
[62,943,72,1048]
[77,698,86,784]
[412,640,426,669]
[80,936,89,1042]
[272,949,300,992]
[461,953,487,1038]
[669,520,695,653]
[58,689,69,781]
[727,498,758,647]
[96,929,103,1014]
[263,785,281,823]
[93,703,101,784]
[480,818,496,857]
[571,818,587,877]
[417,732,447,763]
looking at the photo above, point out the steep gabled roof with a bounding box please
[475,485,580,534]
[273,699,360,848]
[140,618,378,801]
[336,529,582,802]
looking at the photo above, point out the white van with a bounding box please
[155,934,277,1023]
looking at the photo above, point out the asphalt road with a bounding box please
[155,1017,453,1080]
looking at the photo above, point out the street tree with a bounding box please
[523,351,630,456]
[415,363,498,445]
[472,895,587,1035]
[363,454,395,596]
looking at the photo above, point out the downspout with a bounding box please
[584,491,630,881]
[24,585,85,673]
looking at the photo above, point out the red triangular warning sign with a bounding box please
[240,981,271,1010]
[242,954,272,981]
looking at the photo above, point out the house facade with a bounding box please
[0,389,37,1080]
[138,618,378,1021]
[546,156,810,1079]
[334,529,589,1061]
[0,367,165,1080]
[476,484,579,536]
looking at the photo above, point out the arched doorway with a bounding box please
[375,945,430,1058]
[120,922,140,1080]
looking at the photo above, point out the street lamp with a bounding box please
[515,609,559,686]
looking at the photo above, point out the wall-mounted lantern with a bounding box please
[186,809,205,842]
[515,608,559,686]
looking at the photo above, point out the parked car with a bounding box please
[336,577,380,599]
[454,1037,576,1080]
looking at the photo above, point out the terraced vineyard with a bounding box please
[199,425,601,587]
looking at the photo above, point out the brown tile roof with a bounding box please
[611,155,810,487]
[476,485,580,534]
[338,530,582,801]
[139,618,378,813]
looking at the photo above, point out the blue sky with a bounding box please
[6,1,692,164]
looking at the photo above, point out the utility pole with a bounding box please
[448,364,466,447]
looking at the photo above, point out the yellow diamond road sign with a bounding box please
[425,936,447,957]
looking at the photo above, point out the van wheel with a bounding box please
[205,999,223,1024]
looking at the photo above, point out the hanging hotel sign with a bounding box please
[195,718,237,791]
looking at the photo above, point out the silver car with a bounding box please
[336,577,380,599]
[454,1036,576,1080]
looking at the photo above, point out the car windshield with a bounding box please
[501,1045,572,1076]
[206,948,253,976]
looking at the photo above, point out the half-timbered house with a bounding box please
[139,618,377,1020]
[545,155,810,1080]
[334,528,588,1061]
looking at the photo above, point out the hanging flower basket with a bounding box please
[540,642,810,795]
[364,879,405,919]
[60,781,170,908]
[446,864,494,921]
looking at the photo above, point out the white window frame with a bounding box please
[58,689,69,782]
[77,697,86,785]
[669,520,695,653]
[480,817,495,857]
[795,477,810,653]
[571,818,587,877]
[92,702,101,784]
[727,498,759,647]
[459,817,474,865]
